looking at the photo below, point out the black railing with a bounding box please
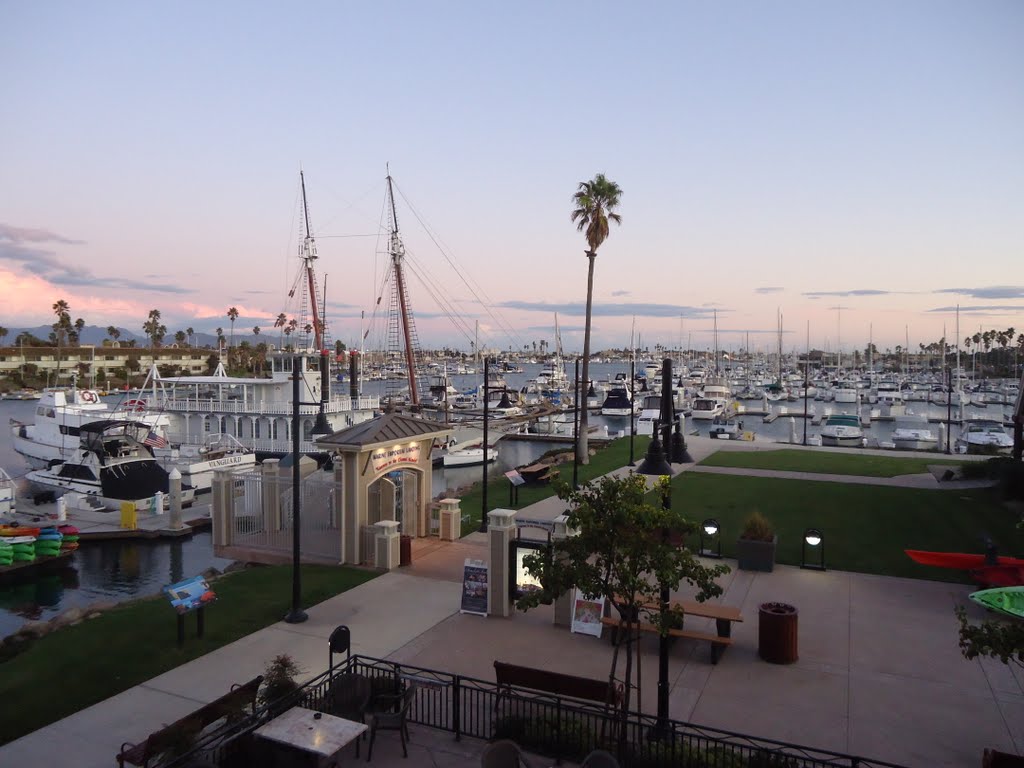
[162,655,904,768]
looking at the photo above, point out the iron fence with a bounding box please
[161,655,905,768]
[228,471,342,561]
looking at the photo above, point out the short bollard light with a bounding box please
[699,518,722,558]
[801,528,825,571]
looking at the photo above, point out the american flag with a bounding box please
[144,430,168,449]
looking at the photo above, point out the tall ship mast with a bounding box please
[384,170,424,409]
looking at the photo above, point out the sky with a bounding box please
[1,1,1022,356]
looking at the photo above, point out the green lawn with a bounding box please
[699,448,963,477]
[667,472,1020,581]
[0,564,377,746]
[459,435,652,534]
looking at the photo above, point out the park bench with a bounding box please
[602,598,743,665]
[518,463,559,485]
[117,675,263,767]
[494,660,622,707]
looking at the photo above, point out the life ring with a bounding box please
[80,390,98,404]
[125,398,147,412]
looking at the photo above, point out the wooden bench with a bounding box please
[117,675,263,767]
[494,660,622,707]
[518,463,560,486]
[603,598,743,665]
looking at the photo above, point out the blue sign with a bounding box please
[164,575,217,614]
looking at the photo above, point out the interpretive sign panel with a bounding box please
[504,470,526,487]
[164,575,216,614]
[459,558,489,616]
[571,591,605,638]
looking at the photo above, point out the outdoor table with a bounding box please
[255,706,367,765]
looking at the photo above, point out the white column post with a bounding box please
[487,509,517,617]
[375,520,401,571]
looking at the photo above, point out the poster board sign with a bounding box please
[504,470,526,487]
[164,575,216,614]
[459,558,489,616]
[570,590,605,638]
[370,442,421,474]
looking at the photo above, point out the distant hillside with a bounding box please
[1,325,272,349]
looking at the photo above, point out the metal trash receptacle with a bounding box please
[758,602,798,664]
[399,534,412,566]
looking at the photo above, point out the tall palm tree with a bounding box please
[274,313,287,346]
[571,173,622,464]
[227,307,239,348]
[73,318,85,345]
[52,299,71,384]
[252,326,261,339]
[175,330,187,346]
[0,326,8,346]
[186,326,194,348]
[107,325,121,342]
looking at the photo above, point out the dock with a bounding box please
[11,498,212,542]
[0,550,76,578]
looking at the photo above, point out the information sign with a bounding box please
[504,470,526,487]
[459,558,489,616]
[570,591,606,638]
[164,575,216,615]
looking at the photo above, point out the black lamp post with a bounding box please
[801,528,826,571]
[573,358,580,489]
[629,355,636,466]
[636,415,674,738]
[284,356,308,624]
[945,366,953,455]
[480,357,490,533]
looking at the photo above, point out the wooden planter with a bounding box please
[737,535,777,572]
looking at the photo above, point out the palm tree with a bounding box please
[107,326,121,343]
[73,318,85,345]
[143,309,166,348]
[216,327,225,349]
[52,299,71,384]
[175,330,187,346]
[252,326,261,339]
[227,307,239,348]
[186,326,194,348]
[0,326,7,347]
[570,173,623,464]
[274,313,287,347]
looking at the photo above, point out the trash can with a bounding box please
[399,534,412,566]
[758,602,798,664]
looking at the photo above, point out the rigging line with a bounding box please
[391,181,525,349]
[401,257,479,346]
[316,234,381,239]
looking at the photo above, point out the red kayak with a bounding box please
[905,550,1024,570]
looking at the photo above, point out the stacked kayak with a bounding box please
[0,537,12,566]
[59,524,80,552]
[969,586,1024,620]
[35,527,63,558]
[0,526,41,538]
[6,536,36,563]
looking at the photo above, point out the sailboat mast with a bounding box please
[387,171,419,406]
[299,171,324,351]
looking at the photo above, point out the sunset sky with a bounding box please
[1,1,1021,356]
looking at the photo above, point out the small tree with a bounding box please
[955,606,1023,671]
[516,474,729,721]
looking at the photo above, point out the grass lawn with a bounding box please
[668,472,1021,581]
[458,435,651,535]
[699,448,963,477]
[0,564,377,746]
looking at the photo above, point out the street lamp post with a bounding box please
[284,356,308,624]
[635,419,673,738]
[629,355,636,466]
[573,358,580,489]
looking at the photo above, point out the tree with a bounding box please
[73,317,85,345]
[517,474,728,722]
[186,326,194,348]
[955,606,1023,671]
[106,326,120,343]
[174,330,187,346]
[0,326,7,346]
[52,299,71,384]
[571,173,622,465]
[143,309,167,348]
[252,326,261,338]
[274,313,287,346]
[216,327,225,348]
[227,307,239,348]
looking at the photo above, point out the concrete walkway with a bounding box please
[1,440,1020,768]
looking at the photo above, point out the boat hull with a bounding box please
[969,586,1024,617]
[905,550,1024,569]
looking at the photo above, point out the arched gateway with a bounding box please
[315,413,453,565]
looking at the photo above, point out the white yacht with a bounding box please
[691,377,731,421]
[819,413,864,447]
[150,434,257,494]
[25,420,195,512]
[956,422,1013,455]
[891,417,939,451]
[600,387,635,418]
[11,387,170,470]
[832,383,859,404]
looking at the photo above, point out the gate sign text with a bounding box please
[371,442,421,473]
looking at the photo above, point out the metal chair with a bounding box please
[581,749,620,768]
[366,684,417,761]
[479,739,536,768]
[327,672,372,757]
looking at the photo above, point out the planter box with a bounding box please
[737,535,777,572]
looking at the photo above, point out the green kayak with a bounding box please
[969,586,1024,620]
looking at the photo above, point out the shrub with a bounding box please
[258,654,303,711]
[739,511,774,542]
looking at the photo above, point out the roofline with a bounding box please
[315,425,454,452]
